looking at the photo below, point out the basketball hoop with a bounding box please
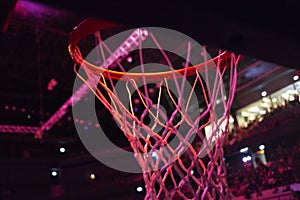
[69,18,241,199]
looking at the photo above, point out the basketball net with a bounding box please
[69,18,241,200]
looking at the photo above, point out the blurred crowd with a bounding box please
[227,142,300,198]
[226,95,300,146]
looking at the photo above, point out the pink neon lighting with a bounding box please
[38,84,89,133]
[0,125,40,134]
[0,28,148,137]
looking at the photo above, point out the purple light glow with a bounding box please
[15,0,67,26]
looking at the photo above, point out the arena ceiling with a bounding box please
[31,0,300,70]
